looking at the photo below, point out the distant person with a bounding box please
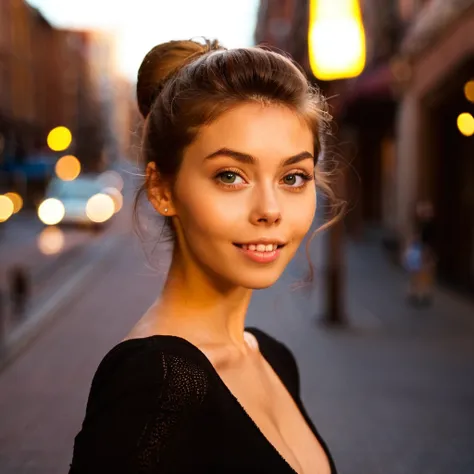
[9,266,30,317]
[404,200,436,306]
[69,39,338,473]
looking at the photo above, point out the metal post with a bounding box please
[323,160,346,325]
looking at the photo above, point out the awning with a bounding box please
[344,63,395,104]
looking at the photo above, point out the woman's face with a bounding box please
[171,102,316,290]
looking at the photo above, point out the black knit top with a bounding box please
[69,327,337,473]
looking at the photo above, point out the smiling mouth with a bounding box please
[233,242,285,263]
[233,243,285,252]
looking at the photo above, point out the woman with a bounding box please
[69,39,339,474]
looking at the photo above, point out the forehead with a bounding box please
[188,102,314,160]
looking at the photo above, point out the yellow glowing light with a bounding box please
[464,80,474,103]
[86,193,115,223]
[98,170,124,192]
[38,198,65,225]
[103,187,123,213]
[0,195,14,222]
[37,226,65,255]
[308,0,366,80]
[55,155,81,181]
[4,192,23,214]
[47,126,72,152]
[457,112,474,136]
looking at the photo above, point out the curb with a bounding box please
[0,233,124,373]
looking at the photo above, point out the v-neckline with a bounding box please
[120,327,299,473]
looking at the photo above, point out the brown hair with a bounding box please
[134,38,343,283]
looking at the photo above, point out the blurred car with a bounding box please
[43,175,114,230]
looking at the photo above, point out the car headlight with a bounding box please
[86,193,115,223]
[38,198,65,225]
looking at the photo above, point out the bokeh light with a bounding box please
[464,80,474,103]
[98,170,124,191]
[55,155,81,181]
[457,112,474,136]
[0,194,14,222]
[103,187,123,213]
[37,226,65,255]
[38,198,65,225]
[47,126,72,152]
[5,192,23,214]
[86,193,115,223]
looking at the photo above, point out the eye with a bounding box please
[216,171,245,185]
[282,172,312,187]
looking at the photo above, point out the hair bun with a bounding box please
[136,38,223,119]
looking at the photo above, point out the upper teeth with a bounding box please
[242,244,278,252]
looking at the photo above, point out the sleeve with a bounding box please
[69,342,209,474]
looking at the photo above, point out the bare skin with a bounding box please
[126,103,330,474]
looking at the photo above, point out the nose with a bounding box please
[249,185,282,226]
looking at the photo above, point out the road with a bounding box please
[0,199,473,473]
[0,210,100,321]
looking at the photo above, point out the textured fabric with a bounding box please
[69,327,337,474]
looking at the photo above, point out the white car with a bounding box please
[44,175,112,229]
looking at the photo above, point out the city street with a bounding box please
[1,0,473,473]
[0,200,473,473]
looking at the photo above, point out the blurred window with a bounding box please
[398,0,433,21]
[0,63,10,115]
[398,0,416,21]
[0,2,11,50]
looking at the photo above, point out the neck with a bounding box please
[153,247,253,347]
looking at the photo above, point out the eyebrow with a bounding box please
[204,148,314,166]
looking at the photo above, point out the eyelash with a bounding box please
[213,168,314,190]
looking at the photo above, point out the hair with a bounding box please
[134,38,344,285]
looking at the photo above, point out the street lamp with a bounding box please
[308,0,366,325]
[0,195,14,223]
[308,0,366,81]
[55,155,81,181]
[47,126,72,152]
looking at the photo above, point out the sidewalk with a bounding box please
[344,237,474,334]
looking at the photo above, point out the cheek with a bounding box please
[286,189,317,241]
[174,177,244,242]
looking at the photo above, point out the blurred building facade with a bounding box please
[0,0,133,206]
[396,0,474,292]
[255,0,474,292]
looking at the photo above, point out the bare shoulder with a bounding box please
[122,310,164,342]
[243,330,260,351]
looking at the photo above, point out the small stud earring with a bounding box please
[164,208,168,213]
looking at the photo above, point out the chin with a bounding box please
[235,273,282,290]
[247,281,279,290]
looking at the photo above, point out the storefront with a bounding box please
[395,3,474,291]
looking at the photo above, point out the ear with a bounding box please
[145,162,175,217]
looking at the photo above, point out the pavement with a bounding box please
[0,210,473,473]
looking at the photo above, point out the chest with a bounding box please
[216,357,331,474]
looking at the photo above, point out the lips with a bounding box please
[233,242,286,263]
